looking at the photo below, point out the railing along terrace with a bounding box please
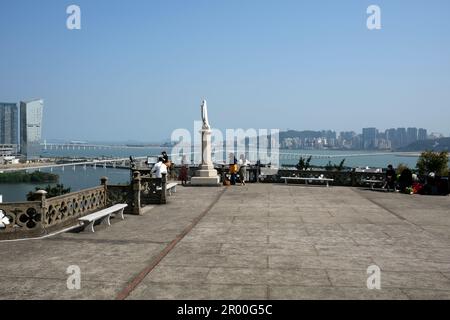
[274,169,386,186]
[131,168,168,207]
[0,178,109,240]
[107,184,133,213]
[0,201,43,239]
[44,185,107,232]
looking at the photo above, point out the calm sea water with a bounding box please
[1,147,445,202]
[42,146,425,169]
[0,167,130,202]
[278,150,423,168]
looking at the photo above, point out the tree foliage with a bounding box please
[396,163,409,175]
[296,156,312,171]
[27,184,71,201]
[0,171,58,183]
[416,151,449,176]
[325,159,346,172]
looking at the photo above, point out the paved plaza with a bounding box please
[1,184,450,300]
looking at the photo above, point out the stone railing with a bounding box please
[0,177,109,240]
[273,169,386,187]
[107,184,133,212]
[0,201,43,239]
[44,184,107,233]
[131,169,168,211]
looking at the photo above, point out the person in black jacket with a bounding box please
[398,167,413,193]
[385,165,396,192]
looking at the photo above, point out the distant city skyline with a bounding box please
[1,0,450,141]
[279,126,448,151]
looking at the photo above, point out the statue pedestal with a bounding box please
[190,175,220,186]
[191,129,220,186]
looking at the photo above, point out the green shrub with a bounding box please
[416,151,449,176]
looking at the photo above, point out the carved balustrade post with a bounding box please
[161,173,167,205]
[34,190,48,227]
[101,176,108,206]
[132,171,142,215]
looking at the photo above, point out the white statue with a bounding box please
[201,99,210,130]
[191,98,219,185]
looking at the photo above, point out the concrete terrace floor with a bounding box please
[1,184,450,300]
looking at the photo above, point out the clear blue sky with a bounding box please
[1,0,449,142]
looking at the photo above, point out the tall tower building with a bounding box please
[20,99,44,159]
[406,127,418,145]
[418,128,428,141]
[362,127,378,150]
[396,128,407,148]
[0,103,18,145]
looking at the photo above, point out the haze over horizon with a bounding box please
[1,0,450,141]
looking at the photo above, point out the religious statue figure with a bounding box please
[191,98,219,185]
[201,99,210,130]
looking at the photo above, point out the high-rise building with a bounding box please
[418,128,428,141]
[362,127,378,149]
[0,103,18,145]
[396,128,407,148]
[339,131,356,141]
[352,134,363,150]
[385,128,397,149]
[20,99,44,159]
[406,127,418,145]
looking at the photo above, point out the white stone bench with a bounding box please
[361,179,385,189]
[78,204,127,233]
[281,176,334,188]
[166,182,178,196]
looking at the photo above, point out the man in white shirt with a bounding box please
[238,155,251,186]
[151,157,168,178]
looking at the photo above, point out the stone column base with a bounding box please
[191,175,220,186]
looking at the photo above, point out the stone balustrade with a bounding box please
[0,201,43,239]
[274,169,386,187]
[44,185,107,233]
[0,178,109,240]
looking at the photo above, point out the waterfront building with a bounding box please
[385,128,397,148]
[407,127,418,145]
[0,103,18,145]
[20,99,44,159]
[396,128,407,148]
[0,144,18,157]
[362,127,378,150]
[418,128,428,141]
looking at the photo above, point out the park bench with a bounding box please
[155,182,178,195]
[361,179,385,190]
[78,204,127,233]
[166,182,178,196]
[281,176,334,188]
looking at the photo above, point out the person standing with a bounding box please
[238,155,250,186]
[385,164,396,192]
[151,157,168,179]
[229,154,238,185]
[178,155,189,186]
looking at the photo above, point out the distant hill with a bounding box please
[398,138,450,152]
